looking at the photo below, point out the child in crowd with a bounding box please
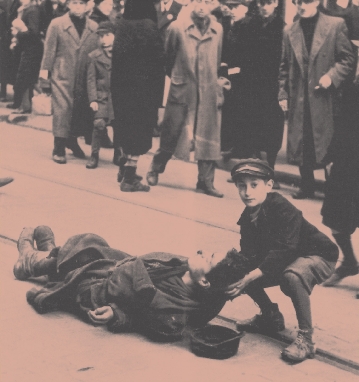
[226,159,339,362]
[86,21,115,169]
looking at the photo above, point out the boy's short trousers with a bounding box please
[283,256,336,294]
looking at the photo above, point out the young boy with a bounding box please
[227,159,339,362]
[13,226,249,341]
[86,21,115,169]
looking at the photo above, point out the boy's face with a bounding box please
[68,0,87,17]
[188,250,227,284]
[294,0,319,18]
[192,0,214,18]
[257,0,278,18]
[236,175,273,208]
[99,32,114,49]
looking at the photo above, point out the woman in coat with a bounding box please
[10,0,43,113]
[111,0,165,192]
[40,0,98,164]
[146,0,224,198]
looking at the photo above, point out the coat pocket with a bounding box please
[97,90,109,102]
[168,76,187,104]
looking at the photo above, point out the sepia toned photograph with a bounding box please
[0,0,358,380]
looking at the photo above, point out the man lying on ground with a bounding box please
[14,226,249,341]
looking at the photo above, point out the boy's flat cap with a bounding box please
[96,21,115,35]
[231,159,274,181]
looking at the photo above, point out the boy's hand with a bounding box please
[225,268,263,298]
[90,102,98,112]
[88,306,114,325]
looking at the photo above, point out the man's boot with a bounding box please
[52,137,66,164]
[146,149,172,186]
[281,329,316,362]
[120,166,150,192]
[86,128,101,169]
[196,160,223,198]
[236,303,285,333]
[117,156,142,183]
[14,227,56,280]
[66,136,85,159]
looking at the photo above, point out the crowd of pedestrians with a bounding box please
[0,0,358,286]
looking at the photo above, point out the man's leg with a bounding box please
[86,118,106,169]
[196,160,223,198]
[146,149,173,186]
[14,227,57,280]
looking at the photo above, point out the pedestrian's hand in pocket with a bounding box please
[90,102,98,112]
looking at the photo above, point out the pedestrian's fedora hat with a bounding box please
[190,325,245,359]
[231,158,274,182]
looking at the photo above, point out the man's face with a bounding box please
[98,0,113,16]
[295,0,319,18]
[192,0,213,18]
[257,0,278,18]
[236,175,273,208]
[68,0,87,16]
[231,4,248,21]
[188,250,227,283]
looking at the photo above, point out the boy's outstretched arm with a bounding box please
[226,268,263,298]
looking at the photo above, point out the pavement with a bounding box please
[1,96,359,381]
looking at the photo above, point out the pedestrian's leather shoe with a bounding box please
[292,189,315,200]
[146,171,159,186]
[322,264,359,286]
[52,153,66,164]
[0,177,14,187]
[66,137,86,159]
[281,330,315,362]
[34,226,56,251]
[236,303,285,333]
[196,181,224,198]
[86,154,99,169]
[120,179,150,192]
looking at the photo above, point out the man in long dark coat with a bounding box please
[278,0,355,199]
[111,0,164,192]
[224,0,285,183]
[13,226,249,340]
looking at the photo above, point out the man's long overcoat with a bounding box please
[40,13,98,138]
[278,13,354,166]
[161,12,223,161]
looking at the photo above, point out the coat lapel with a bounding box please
[63,13,81,46]
[309,13,330,69]
[79,18,96,46]
[288,21,306,76]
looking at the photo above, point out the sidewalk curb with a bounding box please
[4,112,325,192]
[1,233,357,375]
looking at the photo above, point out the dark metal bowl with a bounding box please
[190,324,245,359]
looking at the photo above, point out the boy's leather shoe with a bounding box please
[281,329,315,362]
[86,154,99,169]
[146,171,159,186]
[292,190,315,200]
[34,226,56,251]
[236,303,285,333]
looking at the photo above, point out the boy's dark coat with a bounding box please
[26,234,226,339]
[238,192,339,282]
[87,48,114,120]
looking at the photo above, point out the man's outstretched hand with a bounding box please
[88,306,114,325]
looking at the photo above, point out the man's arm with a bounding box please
[278,30,290,112]
[41,20,58,72]
[164,23,179,77]
[326,20,355,88]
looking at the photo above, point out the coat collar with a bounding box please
[92,48,112,68]
[63,12,97,46]
[183,14,220,41]
[288,12,331,76]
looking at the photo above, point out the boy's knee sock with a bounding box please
[123,155,139,182]
[332,233,358,268]
[245,284,274,315]
[282,272,312,331]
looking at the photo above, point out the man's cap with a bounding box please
[96,21,115,35]
[231,158,274,181]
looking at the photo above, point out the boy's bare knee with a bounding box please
[280,271,301,296]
